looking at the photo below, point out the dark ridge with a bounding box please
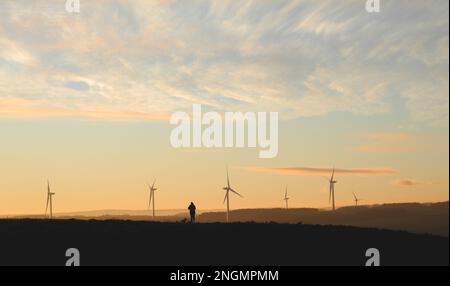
[0,219,447,266]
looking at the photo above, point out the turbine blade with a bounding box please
[226,167,230,188]
[151,179,156,190]
[229,188,243,197]
[223,191,228,204]
[353,192,357,200]
[331,168,335,181]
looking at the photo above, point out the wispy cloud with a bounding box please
[391,179,433,187]
[242,166,397,177]
[0,97,167,120]
[0,0,447,123]
[0,37,37,66]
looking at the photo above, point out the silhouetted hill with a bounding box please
[0,219,447,266]
[198,202,449,236]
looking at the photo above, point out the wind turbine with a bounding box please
[328,168,337,211]
[352,192,361,206]
[45,180,55,219]
[222,167,243,222]
[283,186,289,209]
[148,180,157,218]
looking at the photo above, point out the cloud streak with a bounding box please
[391,179,433,187]
[0,97,167,120]
[243,166,398,177]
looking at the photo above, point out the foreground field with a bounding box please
[0,219,448,266]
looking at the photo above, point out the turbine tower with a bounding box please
[328,168,337,211]
[148,180,157,218]
[353,192,361,206]
[222,167,243,222]
[45,180,55,219]
[283,186,289,209]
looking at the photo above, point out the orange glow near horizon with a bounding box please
[0,1,448,215]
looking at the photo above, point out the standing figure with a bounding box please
[188,202,196,223]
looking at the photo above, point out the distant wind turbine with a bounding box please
[148,180,157,218]
[328,168,337,211]
[45,180,55,219]
[353,192,361,206]
[283,186,289,209]
[222,167,243,222]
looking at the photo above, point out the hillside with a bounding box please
[0,219,447,266]
[198,202,449,236]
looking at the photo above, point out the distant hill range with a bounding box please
[3,202,448,237]
[10,209,189,217]
[4,209,198,221]
[198,202,449,237]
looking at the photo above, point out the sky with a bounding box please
[0,0,448,215]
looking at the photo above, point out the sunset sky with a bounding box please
[0,0,448,215]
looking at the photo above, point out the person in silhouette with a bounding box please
[188,202,196,223]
